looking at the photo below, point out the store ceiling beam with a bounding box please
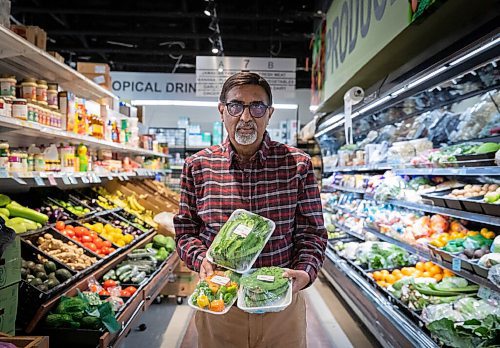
[46,30,312,42]
[12,7,317,21]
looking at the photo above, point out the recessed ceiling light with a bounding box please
[212,47,219,54]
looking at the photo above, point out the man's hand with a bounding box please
[282,269,310,294]
[200,257,214,280]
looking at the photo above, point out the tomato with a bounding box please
[87,230,96,238]
[99,289,110,296]
[93,236,103,243]
[100,247,110,255]
[124,286,137,295]
[65,225,74,231]
[94,240,104,249]
[120,290,132,297]
[74,227,84,237]
[84,242,97,252]
[82,235,93,243]
[103,240,112,248]
[66,230,75,238]
[108,247,116,254]
[55,221,65,231]
[60,230,67,236]
[89,284,100,292]
[103,280,117,289]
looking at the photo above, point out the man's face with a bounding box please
[218,84,274,147]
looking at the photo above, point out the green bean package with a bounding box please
[207,210,276,273]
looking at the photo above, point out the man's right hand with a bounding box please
[200,257,214,280]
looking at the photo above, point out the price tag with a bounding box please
[452,257,462,272]
[47,174,57,186]
[0,171,9,178]
[93,173,101,183]
[87,173,94,183]
[117,175,124,181]
[39,172,48,178]
[123,174,129,181]
[233,224,252,238]
[12,174,27,185]
[107,175,114,181]
[477,286,492,300]
[61,175,71,185]
[81,176,90,184]
[34,176,45,186]
[210,276,230,286]
[435,254,443,264]
[69,175,78,185]
[257,275,275,282]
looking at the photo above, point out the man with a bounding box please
[174,72,327,348]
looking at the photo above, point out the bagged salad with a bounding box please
[207,209,275,273]
[237,267,292,314]
[188,270,239,314]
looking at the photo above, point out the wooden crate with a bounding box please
[0,333,49,348]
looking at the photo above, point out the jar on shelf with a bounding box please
[12,98,28,120]
[8,149,22,173]
[47,83,58,107]
[0,141,9,173]
[36,80,48,105]
[0,75,16,97]
[21,78,37,101]
[3,97,13,117]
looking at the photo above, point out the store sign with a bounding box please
[196,56,296,98]
[110,72,197,100]
[324,0,410,98]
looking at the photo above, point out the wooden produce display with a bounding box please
[0,333,49,348]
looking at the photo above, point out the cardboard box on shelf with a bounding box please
[35,27,46,50]
[0,236,20,288]
[0,283,19,335]
[77,62,110,75]
[10,25,46,50]
[47,51,65,64]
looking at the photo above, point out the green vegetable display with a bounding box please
[208,210,275,272]
[240,267,290,308]
[355,242,417,270]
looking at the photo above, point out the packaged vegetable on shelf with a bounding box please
[188,270,239,314]
[207,209,276,273]
[237,267,292,314]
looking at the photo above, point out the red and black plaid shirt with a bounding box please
[173,132,327,282]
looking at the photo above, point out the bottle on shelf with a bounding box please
[77,144,88,172]
[0,140,9,175]
[44,144,60,172]
[27,144,41,172]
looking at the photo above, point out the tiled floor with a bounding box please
[121,275,379,348]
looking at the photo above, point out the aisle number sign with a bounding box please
[324,0,410,98]
[195,56,296,98]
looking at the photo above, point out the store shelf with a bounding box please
[363,226,500,293]
[323,249,438,348]
[324,164,393,173]
[334,222,365,241]
[0,116,167,157]
[0,26,116,101]
[325,185,366,194]
[394,166,500,176]
[386,199,500,226]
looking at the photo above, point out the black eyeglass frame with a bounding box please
[222,101,272,118]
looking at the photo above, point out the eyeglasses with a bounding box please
[223,102,271,118]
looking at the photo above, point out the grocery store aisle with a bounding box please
[120,276,379,348]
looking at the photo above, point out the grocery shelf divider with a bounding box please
[334,222,365,241]
[393,166,500,176]
[328,185,366,194]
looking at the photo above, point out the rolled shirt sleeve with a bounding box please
[291,159,327,284]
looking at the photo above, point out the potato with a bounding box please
[479,190,487,196]
[465,184,472,190]
[483,184,490,191]
[489,184,498,191]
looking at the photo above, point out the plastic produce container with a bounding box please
[207,209,276,273]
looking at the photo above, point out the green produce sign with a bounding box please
[323,0,411,99]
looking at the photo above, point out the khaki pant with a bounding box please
[195,292,307,348]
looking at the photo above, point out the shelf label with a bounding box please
[117,175,124,181]
[81,176,90,184]
[123,174,129,181]
[452,258,461,272]
[34,176,45,186]
[210,276,230,286]
[92,173,101,183]
[435,254,443,264]
[61,175,71,185]
[478,286,491,300]
[0,171,9,179]
[69,175,78,185]
[107,175,114,181]
[12,174,27,185]
[47,174,57,186]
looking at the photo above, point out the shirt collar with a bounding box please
[222,131,271,165]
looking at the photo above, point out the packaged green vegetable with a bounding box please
[207,210,276,273]
[237,267,292,314]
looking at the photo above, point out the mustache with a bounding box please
[236,120,257,130]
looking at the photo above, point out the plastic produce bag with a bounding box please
[153,212,175,232]
[421,303,464,324]
[237,267,292,313]
[478,253,500,268]
[488,264,500,286]
[454,297,500,321]
[207,210,275,273]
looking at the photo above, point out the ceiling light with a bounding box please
[406,66,448,89]
[273,104,298,110]
[107,40,136,48]
[309,105,318,112]
[204,2,215,16]
[449,36,500,66]
[132,100,219,107]
[212,46,219,54]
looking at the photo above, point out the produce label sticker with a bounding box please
[452,258,461,272]
[34,176,45,186]
[478,286,492,300]
[211,276,230,286]
[257,275,275,282]
[233,224,252,238]
[47,174,57,186]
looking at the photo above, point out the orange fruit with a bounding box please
[416,262,425,272]
[429,265,441,276]
[413,270,423,278]
[424,261,434,272]
[401,267,411,276]
[407,267,417,274]
[422,271,431,278]
[443,269,454,277]
[433,274,443,281]
[373,271,382,281]
[376,280,387,287]
[385,275,397,284]
[392,269,402,278]
[381,270,390,276]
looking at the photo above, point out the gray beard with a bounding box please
[235,120,258,145]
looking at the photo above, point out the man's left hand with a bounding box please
[282,269,310,294]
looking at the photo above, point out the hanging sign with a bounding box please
[196,56,296,98]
